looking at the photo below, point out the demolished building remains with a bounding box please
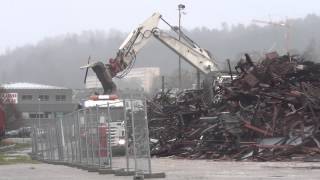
[147,52,320,161]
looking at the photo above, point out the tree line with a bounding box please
[1,14,320,89]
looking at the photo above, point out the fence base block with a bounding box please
[88,169,99,172]
[134,174,144,180]
[114,169,135,176]
[48,161,62,165]
[66,163,77,168]
[98,168,115,174]
[87,166,100,172]
[59,161,70,166]
[143,173,166,179]
[79,165,96,170]
[73,163,85,169]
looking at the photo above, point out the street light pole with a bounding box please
[178,4,185,90]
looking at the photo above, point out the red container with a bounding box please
[98,123,108,157]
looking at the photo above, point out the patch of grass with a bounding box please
[0,143,31,153]
[13,143,31,150]
[0,141,37,165]
[0,153,39,165]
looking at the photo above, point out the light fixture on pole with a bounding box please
[178,4,185,90]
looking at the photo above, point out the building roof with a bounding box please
[1,82,68,90]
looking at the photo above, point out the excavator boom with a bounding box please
[84,12,218,94]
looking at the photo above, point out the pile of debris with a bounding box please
[147,52,320,161]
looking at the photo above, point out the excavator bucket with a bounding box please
[81,61,116,94]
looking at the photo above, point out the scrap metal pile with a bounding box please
[147,52,320,161]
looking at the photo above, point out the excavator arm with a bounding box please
[152,29,217,74]
[83,12,218,94]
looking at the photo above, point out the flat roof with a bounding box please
[1,82,68,90]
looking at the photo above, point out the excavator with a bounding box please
[81,12,220,105]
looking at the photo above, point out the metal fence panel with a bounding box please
[30,98,157,177]
[126,99,152,174]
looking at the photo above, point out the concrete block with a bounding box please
[98,168,114,174]
[144,173,166,179]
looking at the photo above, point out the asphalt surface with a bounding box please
[1,159,320,180]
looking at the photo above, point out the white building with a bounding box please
[86,67,160,93]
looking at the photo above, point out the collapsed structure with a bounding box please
[147,52,320,161]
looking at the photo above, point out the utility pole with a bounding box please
[178,4,185,90]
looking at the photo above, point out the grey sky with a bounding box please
[0,0,319,54]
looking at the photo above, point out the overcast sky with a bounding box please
[0,0,319,54]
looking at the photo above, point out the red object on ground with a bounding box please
[98,124,108,157]
[0,106,5,137]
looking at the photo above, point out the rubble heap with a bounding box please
[147,53,320,161]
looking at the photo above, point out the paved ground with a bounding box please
[1,159,320,180]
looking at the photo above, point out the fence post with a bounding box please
[96,105,101,168]
[46,126,49,160]
[49,127,54,161]
[32,118,38,156]
[65,116,70,163]
[84,109,89,166]
[107,103,113,168]
[130,99,138,172]
[123,99,130,172]
[72,112,77,164]
[70,114,75,164]
[59,115,65,161]
[77,110,82,164]
[144,99,152,174]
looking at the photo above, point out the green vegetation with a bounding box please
[0,154,38,165]
[0,142,39,165]
[12,143,31,150]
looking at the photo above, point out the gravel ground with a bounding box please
[1,158,320,180]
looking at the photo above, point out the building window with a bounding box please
[38,95,49,101]
[29,112,50,119]
[56,95,66,101]
[22,95,32,101]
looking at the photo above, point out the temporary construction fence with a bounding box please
[31,99,165,178]
[31,106,112,169]
[124,99,152,174]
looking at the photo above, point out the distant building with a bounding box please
[86,67,160,93]
[0,82,76,127]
